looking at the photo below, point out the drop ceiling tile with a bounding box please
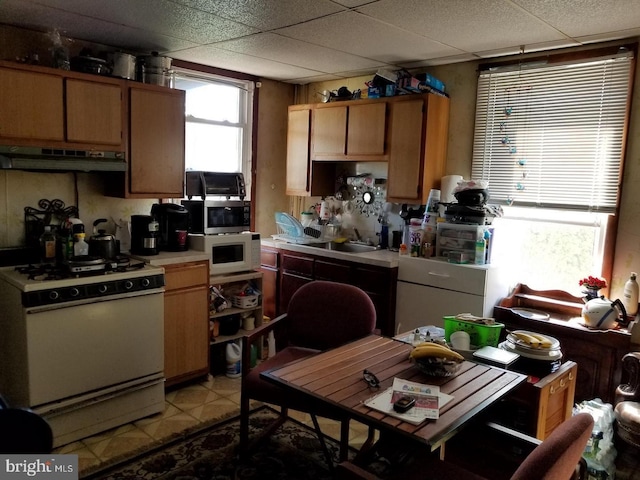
[357,0,568,53]
[576,28,640,45]
[474,38,582,59]
[215,32,384,74]
[170,0,345,30]
[330,67,388,79]
[275,11,463,64]
[512,0,640,38]
[0,0,199,52]
[332,0,381,8]
[168,44,324,81]
[401,53,480,69]
[13,0,257,45]
[286,73,345,85]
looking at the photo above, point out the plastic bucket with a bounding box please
[225,343,242,378]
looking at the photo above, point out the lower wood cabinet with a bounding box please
[259,246,279,320]
[163,260,210,387]
[273,247,397,336]
[488,361,577,440]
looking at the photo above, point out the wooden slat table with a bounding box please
[261,334,528,452]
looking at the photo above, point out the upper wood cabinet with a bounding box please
[0,62,124,150]
[386,94,449,204]
[128,85,185,197]
[0,67,64,142]
[286,105,336,197]
[286,107,311,196]
[66,79,122,146]
[347,103,386,155]
[386,99,424,201]
[0,61,187,199]
[286,93,449,200]
[312,106,346,158]
[311,101,387,160]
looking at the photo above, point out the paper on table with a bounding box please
[364,378,454,425]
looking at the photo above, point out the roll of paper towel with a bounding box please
[441,175,464,203]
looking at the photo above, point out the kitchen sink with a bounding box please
[308,242,380,254]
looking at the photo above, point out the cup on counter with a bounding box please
[174,230,188,249]
[242,315,255,331]
[450,331,471,350]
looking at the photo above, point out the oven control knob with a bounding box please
[98,285,108,294]
[124,280,134,290]
[141,278,150,287]
[69,287,80,297]
[48,290,59,300]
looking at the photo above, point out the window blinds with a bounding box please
[471,52,633,213]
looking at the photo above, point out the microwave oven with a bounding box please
[189,232,260,275]
[181,200,250,235]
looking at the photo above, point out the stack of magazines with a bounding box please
[364,377,453,425]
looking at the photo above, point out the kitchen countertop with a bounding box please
[129,250,210,266]
[262,239,399,269]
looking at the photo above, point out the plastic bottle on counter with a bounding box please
[73,233,89,256]
[474,236,486,265]
[225,342,242,378]
[409,218,423,257]
[267,331,276,358]
[622,272,639,317]
[40,226,57,264]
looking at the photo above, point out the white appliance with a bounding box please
[189,232,260,275]
[395,256,509,334]
[0,260,166,448]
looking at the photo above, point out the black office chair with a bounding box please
[0,395,53,453]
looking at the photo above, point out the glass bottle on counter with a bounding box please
[40,226,57,264]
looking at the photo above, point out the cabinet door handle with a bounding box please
[550,385,556,395]
[560,379,566,388]
[569,372,574,381]
[427,271,451,278]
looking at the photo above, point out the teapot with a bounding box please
[582,296,628,329]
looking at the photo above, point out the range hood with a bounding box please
[0,146,127,172]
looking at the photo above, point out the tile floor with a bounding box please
[54,374,373,477]
[56,373,640,479]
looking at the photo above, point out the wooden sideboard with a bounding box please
[493,284,632,404]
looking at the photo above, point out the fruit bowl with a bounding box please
[412,357,462,377]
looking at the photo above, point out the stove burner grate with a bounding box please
[14,256,145,281]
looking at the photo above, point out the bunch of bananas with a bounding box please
[409,341,464,362]
[510,331,552,349]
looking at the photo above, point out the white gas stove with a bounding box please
[0,257,166,447]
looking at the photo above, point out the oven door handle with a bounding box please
[25,287,164,314]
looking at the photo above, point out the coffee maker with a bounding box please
[151,203,190,251]
[130,215,159,255]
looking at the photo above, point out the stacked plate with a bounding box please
[500,330,563,376]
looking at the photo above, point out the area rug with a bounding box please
[84,407,350,480]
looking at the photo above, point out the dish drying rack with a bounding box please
[273,212,326,244]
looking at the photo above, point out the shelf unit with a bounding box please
[208,270,264,374]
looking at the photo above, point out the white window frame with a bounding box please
[173,69,254,199]
[471,48,634,293]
